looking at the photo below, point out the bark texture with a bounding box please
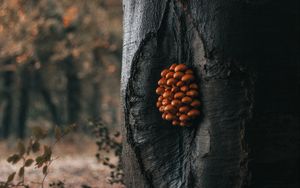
[121,0,299,187]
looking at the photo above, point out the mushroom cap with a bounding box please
[156,63,201,126]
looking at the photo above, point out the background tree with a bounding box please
[0,0,122,138]
[0,58,14,138]
[121,0,299,187]
[0,0,124,186]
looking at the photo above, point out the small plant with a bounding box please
[89,119,124,185]
[0,125,76,188]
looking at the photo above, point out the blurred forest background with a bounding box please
[0,0,123,187]
[0,0,122,138]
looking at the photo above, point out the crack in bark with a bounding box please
[124,32,158,188]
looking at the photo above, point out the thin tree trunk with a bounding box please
[91,81,101,119]
[121,0,299,187]
[90,47,103,120]
[1,59,14,138]
[64,55,80,124]
[35,70,61,126]
[17,64,31,139]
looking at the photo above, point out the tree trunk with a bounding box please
[1,59,14,138]
[64,55,80,124]
[17,64,31,139]
[35,70,61,126]
[121,0,299,188]
[90,47,103,120]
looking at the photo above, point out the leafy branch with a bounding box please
[89,120,124,185]
[0,125,75,188]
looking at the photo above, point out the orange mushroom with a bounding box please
[156,63,201,126]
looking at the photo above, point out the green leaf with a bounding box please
[6,172,15,183]
[42,145,52,161]
[17,141,26,156]
[7,154,21,164]
[7,155,14,163]
[18,167,24,177]
[35,156,44,168]
[24,159,34,167]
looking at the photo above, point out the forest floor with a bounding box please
[0,134,124,188]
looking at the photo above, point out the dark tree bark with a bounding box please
[17,63,61,138]
[64,55,80,124]
[90,47,103,120]
[1,59,14,138]
[17,64,31,139]
[121,0,299,188]
[90,79,101,120]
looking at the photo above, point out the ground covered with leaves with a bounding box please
[0,134,124,188]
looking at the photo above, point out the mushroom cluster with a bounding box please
[156,63,201,126]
